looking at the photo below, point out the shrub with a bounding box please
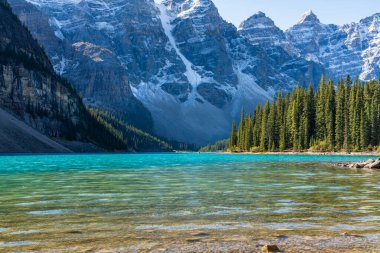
[308,140,331,152]
[250,146,261,153]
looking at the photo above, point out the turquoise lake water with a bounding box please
[0,153,380,252]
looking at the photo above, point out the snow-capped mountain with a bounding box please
[7,0,380,145]
[286,10,380,81]
[238,11,324,88]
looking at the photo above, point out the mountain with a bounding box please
[238,11,324,88]
[7,0,380,145]
[0,0,128,152]
[286,10,380,81]
[0,0,171,152]
[8,0,154,132]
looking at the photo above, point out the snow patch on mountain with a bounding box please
[132,79,232,145]
[157,3,202,88]
[95,22,115,32]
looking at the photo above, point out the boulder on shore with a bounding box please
[365,159,380,169]
[261,244,280,252]
[338,158,380,169]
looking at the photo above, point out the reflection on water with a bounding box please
[0,153,380,252]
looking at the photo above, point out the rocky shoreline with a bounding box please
[336,158,380,169]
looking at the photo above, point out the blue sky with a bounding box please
[213,0,380,30]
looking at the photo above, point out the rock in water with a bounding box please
[368,159,380,169]
[261,244,280,252]
[186,238,202,243]
[341,158,380,169]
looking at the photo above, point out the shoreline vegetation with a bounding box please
[201,75,380,155]
[216,150,380,156]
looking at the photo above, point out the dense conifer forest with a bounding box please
[229,76,380,152]
[88,109,172,152]
[199,139,229,152]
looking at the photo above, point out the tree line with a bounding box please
[229,76,380,152]
[87,109,173,152]
[199,139,229,152]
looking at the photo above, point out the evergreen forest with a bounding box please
[229,76,380,152]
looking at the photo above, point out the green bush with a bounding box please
[308,140,331,152]
[250,146,261,153]
[228,146,241,153]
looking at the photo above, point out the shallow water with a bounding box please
[0,153,380,252]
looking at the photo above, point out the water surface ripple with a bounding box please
[0,153,379,252]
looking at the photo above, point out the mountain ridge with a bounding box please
[8,0,380,145]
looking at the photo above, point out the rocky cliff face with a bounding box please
[0,1,83,139]
[0,1,127,150]
[0,63,82,137]
[8,0,380,145]
[9,0,154,131]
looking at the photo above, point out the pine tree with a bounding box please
[335,78,345,149]
[260,102,270,151]
[244,115,253,150]
[326,79,336,149]
[315,76,327,142]
[350,78,363,150]
[252,105,262,148]
[277,92,287,151]
[303,84,315,148]
[360,107,367,150]
[229,121,237,149]
[349,81,358,150]
[289,85,303,151]
[268,102,278,151]
[343,75,351,150]
[237,108,245,149]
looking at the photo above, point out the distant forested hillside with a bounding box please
[199,140,229,152]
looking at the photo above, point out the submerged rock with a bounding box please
[261,244,280,252]
[186,238,202,243]
[191,232,210,237]
[341,232,364,238]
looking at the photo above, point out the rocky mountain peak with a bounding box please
[163,0,214,16]
[298,10,320,24]
[239,11,276,30]
[238,11,288,49]
[360,13,380,30]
